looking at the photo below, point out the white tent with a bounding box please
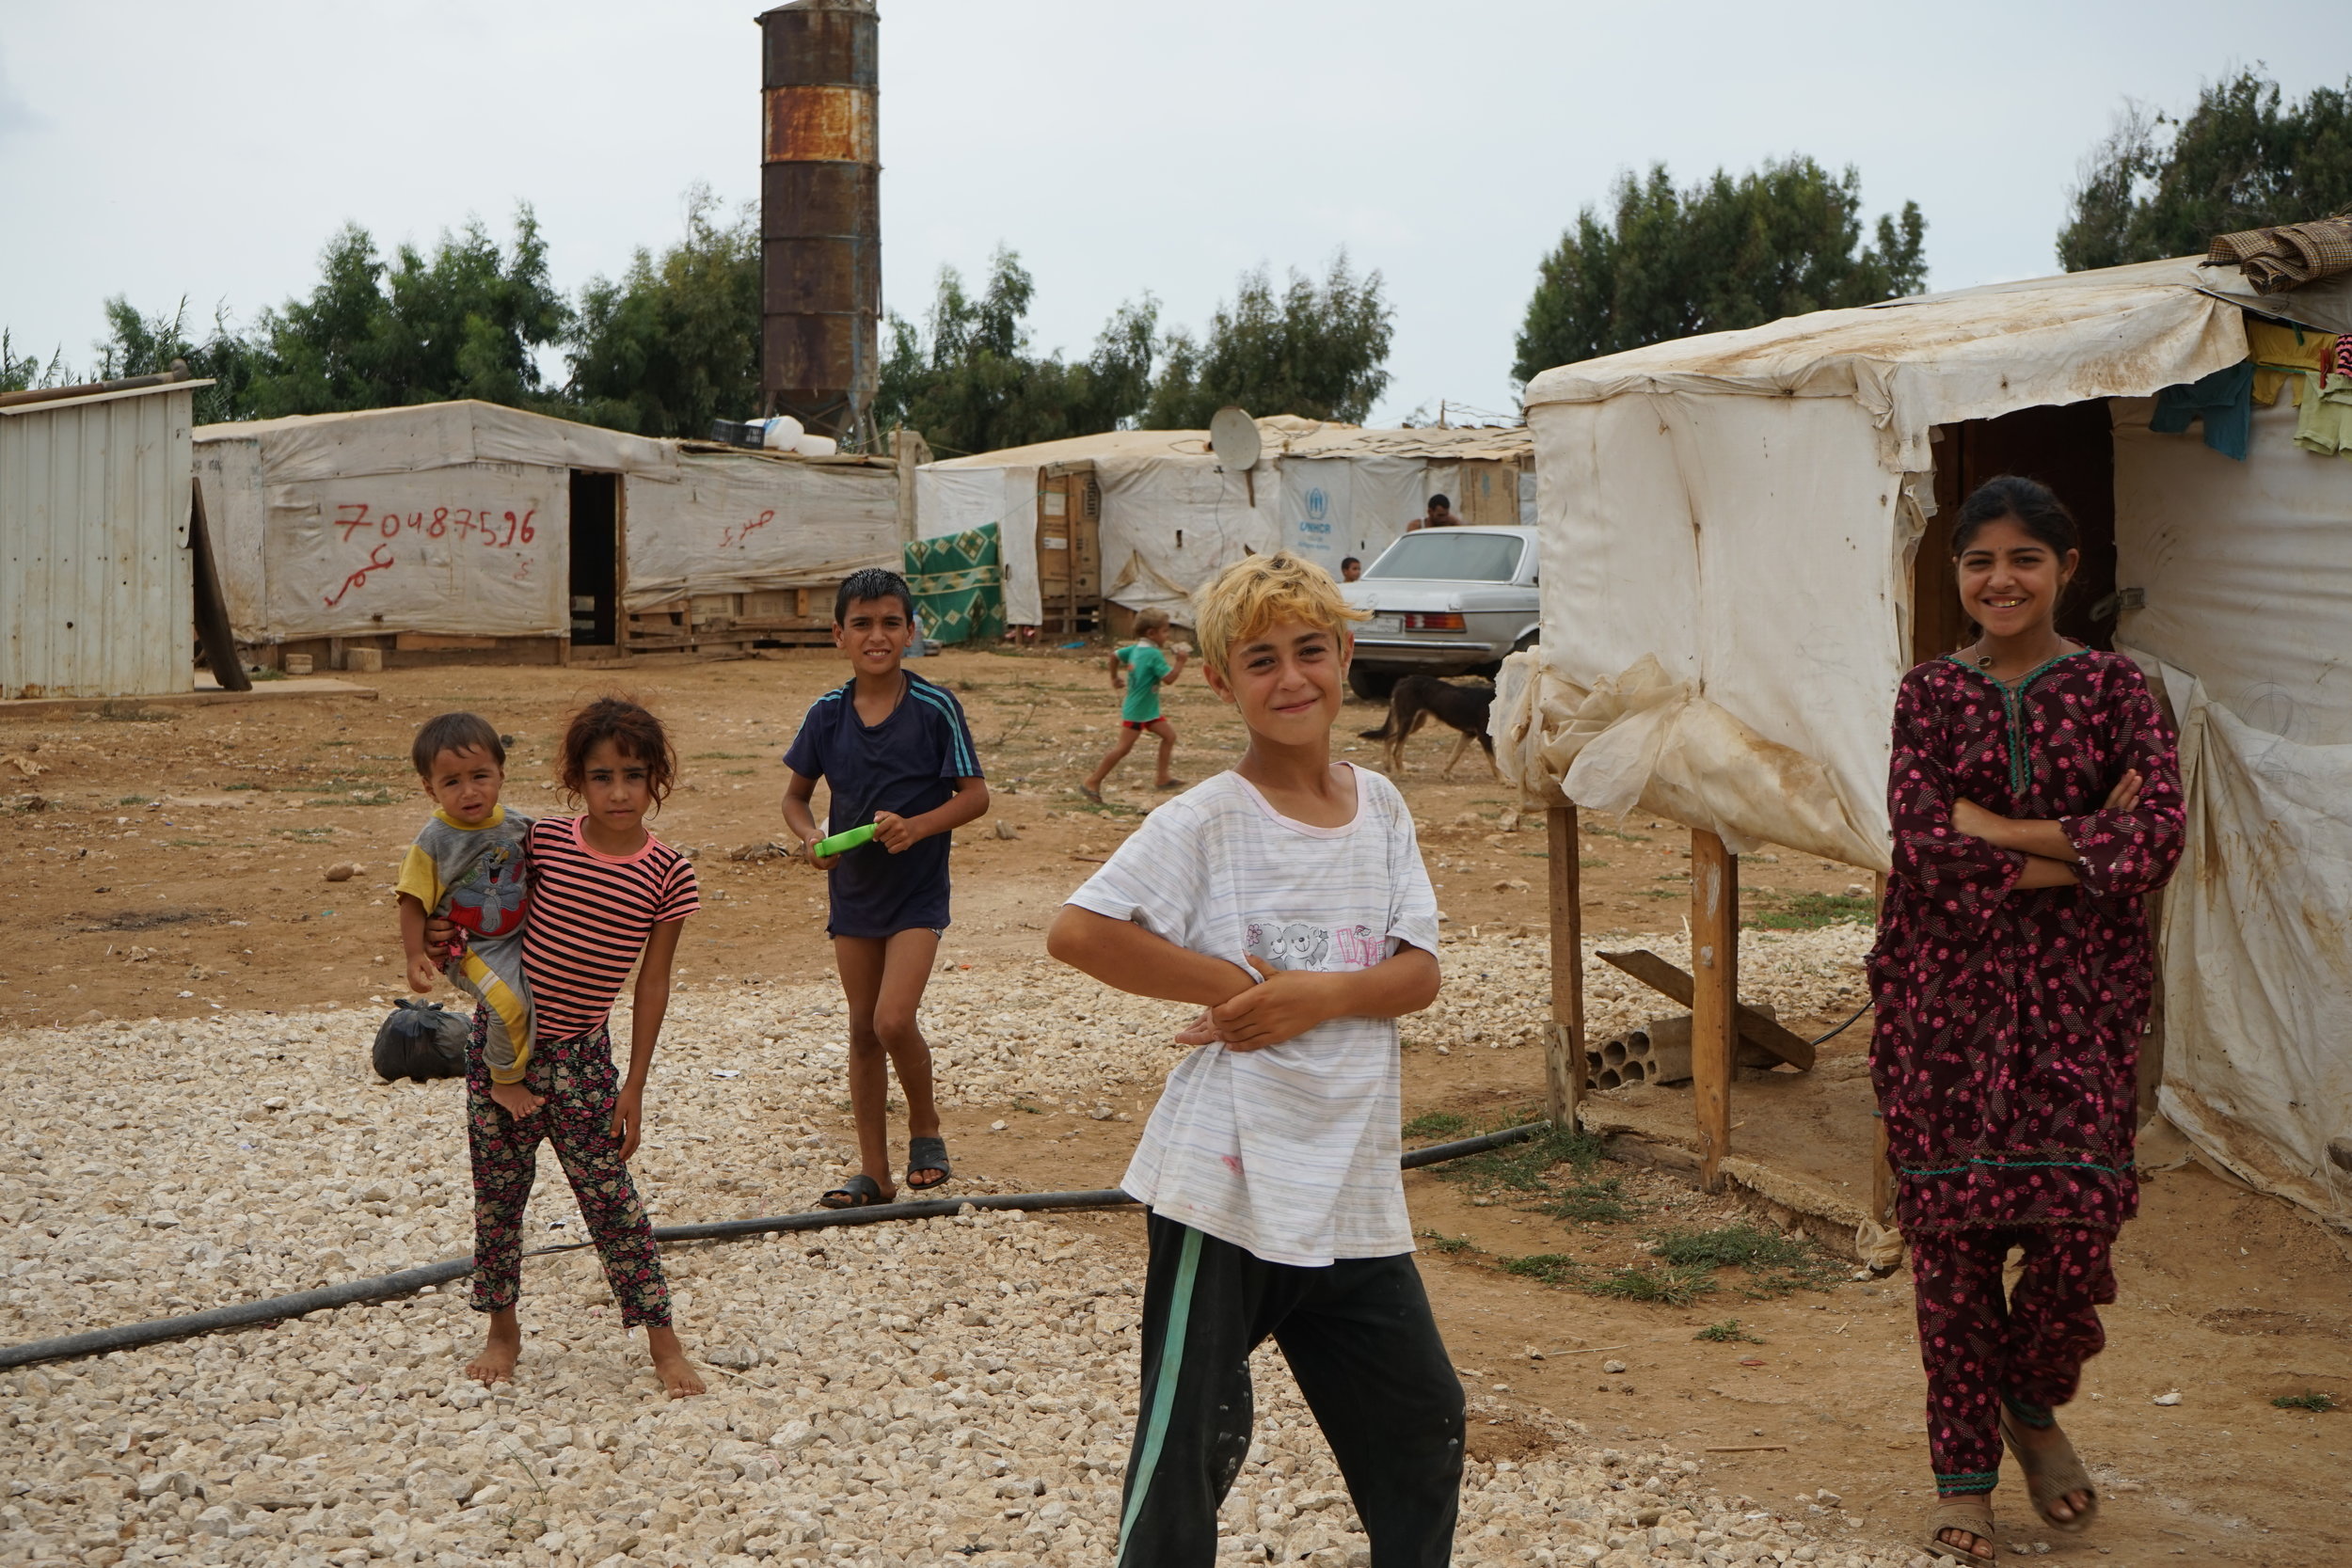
[1498,254,2352,1227]
[195,401,898,660]
[916,418,1533,627]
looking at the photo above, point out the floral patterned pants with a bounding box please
[467,1012,671,1327]
[1910,1226,2116,1497]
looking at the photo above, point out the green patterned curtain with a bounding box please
[903,522,1006,645]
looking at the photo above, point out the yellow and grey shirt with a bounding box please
[396,804,535,1083]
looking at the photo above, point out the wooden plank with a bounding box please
[393,633,499,652]
[1690,829,1738,1193]
[1545,804,1587,1129]
[613,474,629,647]
[186,478,250,692]
[1871,870,1892,1226]
[1592,950,1817,1070]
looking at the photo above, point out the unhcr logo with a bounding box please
[1298,485,1333,536]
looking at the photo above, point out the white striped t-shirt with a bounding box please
[1067,766,1438,1267]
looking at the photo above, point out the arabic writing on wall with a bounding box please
[721,510,777,550]
[324,544,395,609]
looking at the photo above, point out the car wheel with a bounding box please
[1348,666,1399,703]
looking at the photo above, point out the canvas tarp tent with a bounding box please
[915,419,1532,626]
[196,402,672,643]
[624,446,898,606]
[195,402,898,654]
[1500,253,2352,1226]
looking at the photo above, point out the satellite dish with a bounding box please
[1209,405,1261,472]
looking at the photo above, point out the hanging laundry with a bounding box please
[2246,320,2335,407]
[2150,360,2254,460]
[2330,333,2352,391]
[2293,372,2352,459]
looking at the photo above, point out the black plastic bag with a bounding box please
[372,997,469,1083]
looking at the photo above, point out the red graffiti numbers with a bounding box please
[722,510,777,550]
[323,543,396,609]
[329,500,536,549]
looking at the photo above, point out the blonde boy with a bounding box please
[1081,607,1189,800]
[1047,552,1462,1566]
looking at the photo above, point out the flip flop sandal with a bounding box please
[818,1173,888,1210]
[1155,778,1188,790]
[1923,1495,1998,1563]
[2001,1404,2098,1532]
[906,1135,952,1191]
[1078,785,1104,803]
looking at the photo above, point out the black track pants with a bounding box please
[1114,1212,1465,1567]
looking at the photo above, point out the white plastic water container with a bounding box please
[792,433,839,457]
[760,415,804,451]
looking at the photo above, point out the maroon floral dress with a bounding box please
[1869,650,2185,1235]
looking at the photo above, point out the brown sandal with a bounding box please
[1924,1495,1998,1563]
[2001,1405,2098,1533]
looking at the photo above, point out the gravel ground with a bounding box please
[2,927,1915,1568]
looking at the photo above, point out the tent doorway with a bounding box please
[1915,401,2119,664]
[569,471,622,647]
[1035,463,1101,637]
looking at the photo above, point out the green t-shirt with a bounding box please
[1120,641,1172,722]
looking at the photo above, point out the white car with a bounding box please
[1340,525,1539,701]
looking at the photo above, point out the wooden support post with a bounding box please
[1690,829,1738,1192]
[891,426,929,545]
[1868,870,1894,1227]
[1545,804,1587,1131]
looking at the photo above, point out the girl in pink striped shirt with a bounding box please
[433,696,705,1398]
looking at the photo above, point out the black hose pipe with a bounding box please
[1401,1121,1544,1170]
[0,1124,1548,1369]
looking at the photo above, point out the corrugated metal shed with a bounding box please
[0,381,201,699]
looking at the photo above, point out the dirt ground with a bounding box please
[6,646,2350,1563]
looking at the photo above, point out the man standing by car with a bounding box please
[1405,494,1459,532]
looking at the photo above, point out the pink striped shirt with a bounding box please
[522,816,699,1040]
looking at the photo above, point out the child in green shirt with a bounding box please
[1082,608,1189,800]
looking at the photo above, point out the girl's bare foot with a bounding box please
[467,1309,521,1386]
[645,1325,705,1398]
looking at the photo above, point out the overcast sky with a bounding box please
[2,2,2344,425]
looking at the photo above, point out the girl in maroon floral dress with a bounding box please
[1870,476,2183,1563]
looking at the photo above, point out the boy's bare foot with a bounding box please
[467,1310,521,1386]
[487,1081,546,1120]
[645,1325,705,1398]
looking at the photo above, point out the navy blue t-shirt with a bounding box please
[783,670,983,938]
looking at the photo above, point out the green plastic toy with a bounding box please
[813,822,877,858]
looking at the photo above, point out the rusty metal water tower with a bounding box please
[758,0,880,448]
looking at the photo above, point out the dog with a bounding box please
[1359,675,1497,779]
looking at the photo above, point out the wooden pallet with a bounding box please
[627,588,838,654]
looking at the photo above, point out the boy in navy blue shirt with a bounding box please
[783,567,990,1207]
